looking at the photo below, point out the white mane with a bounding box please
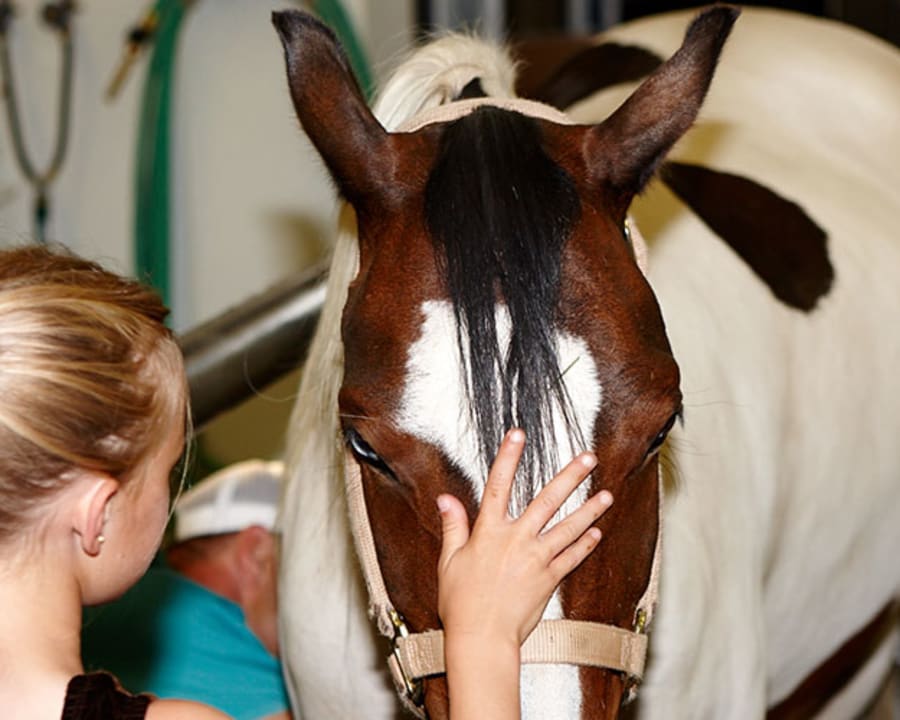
[373,33,516,130]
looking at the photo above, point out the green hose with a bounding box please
[134,0,187,308]
[133,0,373,307]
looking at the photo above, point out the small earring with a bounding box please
[97,535,106,545]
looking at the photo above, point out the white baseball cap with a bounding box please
[173,459,284,542]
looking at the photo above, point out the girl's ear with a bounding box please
[73,475,119,556]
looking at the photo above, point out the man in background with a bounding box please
[83,459,291,720]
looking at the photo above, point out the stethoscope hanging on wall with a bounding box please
[0,0,75,244]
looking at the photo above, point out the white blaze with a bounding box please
[396,299,603,719]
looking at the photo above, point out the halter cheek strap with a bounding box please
[345,96,659,717]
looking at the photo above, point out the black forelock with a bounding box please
[424,106,582,504]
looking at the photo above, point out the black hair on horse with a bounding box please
[425,106,583,505]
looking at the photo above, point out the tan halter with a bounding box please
[344,96,661,718]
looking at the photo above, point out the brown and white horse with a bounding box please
[274,6,900,719]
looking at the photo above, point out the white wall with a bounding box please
[0,0,414,464]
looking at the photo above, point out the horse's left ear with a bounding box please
[272,10,394,205]
[588,5,740,197]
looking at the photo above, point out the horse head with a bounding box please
[274,6,737,718]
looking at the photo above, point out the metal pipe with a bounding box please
[179,261,328,431]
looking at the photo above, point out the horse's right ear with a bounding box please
[272,11,392,205]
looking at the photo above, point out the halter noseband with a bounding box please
[344,96,661,717]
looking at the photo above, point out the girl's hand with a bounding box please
[436,428,613,649]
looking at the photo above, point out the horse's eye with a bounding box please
[647,408,682,456]
[345,428,395,478]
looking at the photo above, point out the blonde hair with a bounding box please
[0,245,187,540]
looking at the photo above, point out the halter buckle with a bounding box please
[389,608,425,708]
[622,609,650,704]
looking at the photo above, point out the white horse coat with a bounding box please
[278,8,900,719]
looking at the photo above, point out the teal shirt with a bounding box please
[82,564,290,720]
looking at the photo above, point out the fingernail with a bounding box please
[598,490,613,505]
[508,428,525,443]
[580,452,597,468]
[588,528,602,541]
[436,495,451,514]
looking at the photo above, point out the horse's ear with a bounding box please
[588,5,740,197]
[272,10,391,204]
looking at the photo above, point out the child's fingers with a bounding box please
[437,494,471,571]
[539,489,613,558]
[548,526,603,580]
[520,452,597,533]
[478,429,525,522]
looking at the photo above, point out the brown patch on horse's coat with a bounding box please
[523,42,664,111]
[766,601,898,720]
[661,161,834,311]
[511,35,598,100]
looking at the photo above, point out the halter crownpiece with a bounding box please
[344,96,659,718]
[396,95,574,132]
